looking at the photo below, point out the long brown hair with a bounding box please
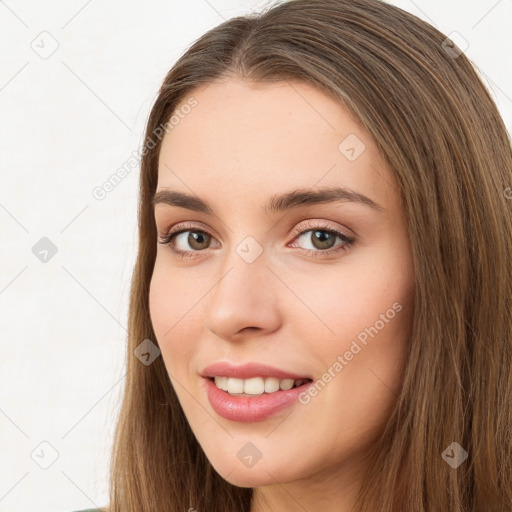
[106,1,512,510]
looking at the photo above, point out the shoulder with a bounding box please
[71,509,103,512]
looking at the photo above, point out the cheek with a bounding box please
[295,253,414,402]
[303,290,412,450]
[149,256,200,327]
[148,262,199,373]
[289,260,412,345]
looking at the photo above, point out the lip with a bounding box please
[200,362,313,423]
[201,361,312,380]
[203,376,313,422]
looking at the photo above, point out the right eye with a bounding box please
[158,224,220,258]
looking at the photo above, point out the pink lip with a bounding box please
[201,361,311,380]
[201,362,313,422]
[203,377,313,422]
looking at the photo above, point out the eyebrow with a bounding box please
[151,186,384,215]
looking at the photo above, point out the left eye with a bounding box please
[292,227,353,252]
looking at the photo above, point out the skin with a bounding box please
[149,78,415,512]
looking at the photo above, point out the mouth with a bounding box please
[203,375,315,422]
[200,362,314,421]
[208,375,314,396]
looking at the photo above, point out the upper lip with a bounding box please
[201,362,312,380]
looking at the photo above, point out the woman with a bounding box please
[80,0,512,510]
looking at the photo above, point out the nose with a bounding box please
[203,241,282,341]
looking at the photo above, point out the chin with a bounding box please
[220,467,279,488]
[208,455,298,488]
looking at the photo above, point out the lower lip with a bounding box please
[203,377,312,422]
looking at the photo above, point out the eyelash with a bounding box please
[157,220,356,260]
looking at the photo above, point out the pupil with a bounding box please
[189,231,209,249]
[313,230,334,249]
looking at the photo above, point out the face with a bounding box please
[149,78,415,497]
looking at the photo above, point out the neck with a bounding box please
[250,453,368,512]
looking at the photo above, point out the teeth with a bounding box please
[264,377,280,393]
[226,377,244,394]
[215,376,228,391]
[244,377,265,394]
[279,378,294,391]
[213,376,307,395]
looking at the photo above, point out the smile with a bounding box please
[203,377,314,422]
[212,376,310,395]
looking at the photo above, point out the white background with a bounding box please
[0,1,511,511]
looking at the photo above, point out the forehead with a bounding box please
[156,78,397,213]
